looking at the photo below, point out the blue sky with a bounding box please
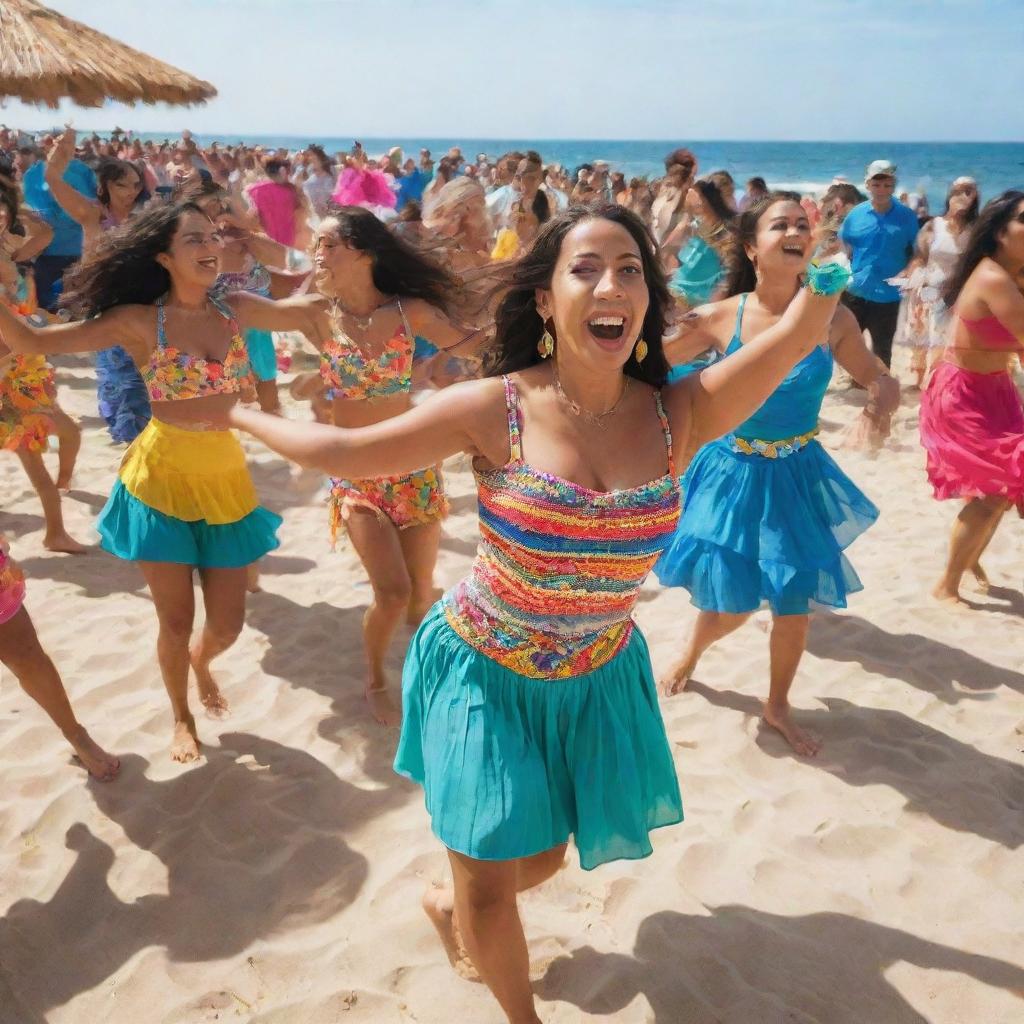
[5,0,1022,141]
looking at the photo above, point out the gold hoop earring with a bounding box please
[634,337,648,363]
[538,325,555,359]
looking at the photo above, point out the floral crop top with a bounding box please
[319,298,414,401]
[142,296,252,403]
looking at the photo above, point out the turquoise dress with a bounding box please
[395,377,684,869]
[655,294,878,615]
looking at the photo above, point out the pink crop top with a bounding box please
[141,296,252,402]
[955,314,1022,352]
[319,298,414,401]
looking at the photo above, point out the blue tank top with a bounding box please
[727,294,833,441]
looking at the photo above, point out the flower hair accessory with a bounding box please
[805,253,852,296]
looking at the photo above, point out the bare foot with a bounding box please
[422,886,480,982]
[969,563,990,594]
[407,586,443,626]
[189,647,231,719]
[365,683,402,727]
[43,532,88,554]
[762,702,821,757]
[67,726,120,781]
[660,656,696,697]
[931,580,966,605]
[171,717,201,763]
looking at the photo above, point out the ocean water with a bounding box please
[142,134,1024,210]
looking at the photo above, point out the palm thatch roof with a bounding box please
[0,0,216,108]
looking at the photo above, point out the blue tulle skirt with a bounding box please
[96,346,151,444]
[394,604,684,870]
[655,438,878,615]
[98,481,281,568]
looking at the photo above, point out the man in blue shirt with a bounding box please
[839,159,919,367]
[22,153,97,311]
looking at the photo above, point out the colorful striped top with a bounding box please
[443,375,681,679]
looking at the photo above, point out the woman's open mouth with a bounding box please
[587,315,626,341]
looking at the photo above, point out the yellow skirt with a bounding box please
[118,418,257,524]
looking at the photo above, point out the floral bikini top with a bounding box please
[319,298,414,401]
[141,295,252,403]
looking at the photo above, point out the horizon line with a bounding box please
[6,125,1022,147]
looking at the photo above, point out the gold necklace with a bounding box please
[553,370,630,428]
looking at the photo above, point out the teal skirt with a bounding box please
[394,604,684,870]
[98,481,282,568]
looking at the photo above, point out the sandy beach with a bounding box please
[1,350,1022,1024]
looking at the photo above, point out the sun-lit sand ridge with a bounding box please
[1,350,1022,1024]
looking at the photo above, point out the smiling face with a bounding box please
[156,210,222,289]
[313,219,369,296]
[536,218,649,373]
[747,199,813,279]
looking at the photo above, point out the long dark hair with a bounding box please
[721,191,802,297]
[320,206,456,312]
[61,200,208,317]
[96,158,149,208]
[486,204,671,386]
[942,189,1024,308]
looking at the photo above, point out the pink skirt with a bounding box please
[919,360,1024,514]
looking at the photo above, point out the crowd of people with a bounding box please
[1,124,1022,1024]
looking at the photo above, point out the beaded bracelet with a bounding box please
[805,256,852,296]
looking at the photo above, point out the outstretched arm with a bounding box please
[0,301,144,357]
[230,377,504,479]
[230,291,326,345]
[674,286,843,449]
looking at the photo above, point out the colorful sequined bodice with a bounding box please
[142,296,252,403]
[443,376,681,679]
[319,299,414,401]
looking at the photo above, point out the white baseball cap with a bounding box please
[865,159,897,181]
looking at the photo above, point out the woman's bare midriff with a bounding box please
[942,348,1018,374]
[151,393,241,430]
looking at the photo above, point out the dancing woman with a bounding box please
[225,208,484,724]
[46,128,152,443]
[0,201,281,762]
[219,204,848,1024]
[920,190,1024,603]
[656,193,898,756]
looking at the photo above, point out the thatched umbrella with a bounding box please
[0,0,216,108]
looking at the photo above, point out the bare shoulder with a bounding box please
[440,375,514,464]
